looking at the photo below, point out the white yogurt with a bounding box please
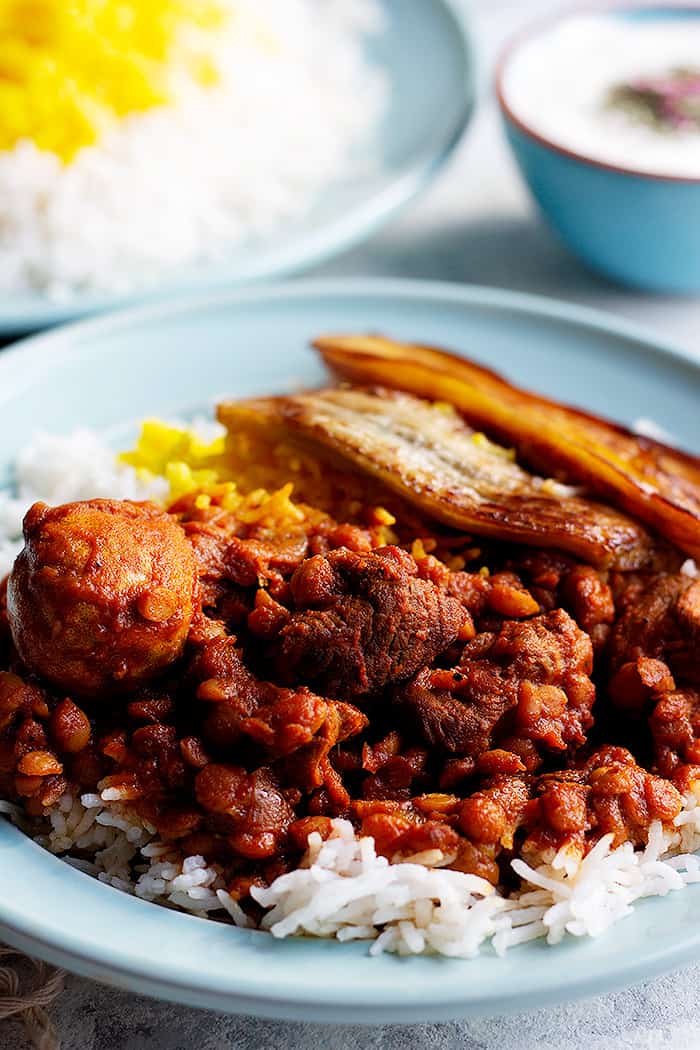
[502,15,700,177]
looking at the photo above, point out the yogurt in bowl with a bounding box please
[503,13,700,179]
[497,6,700,291]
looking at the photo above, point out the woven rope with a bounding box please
[0,947,65,1050]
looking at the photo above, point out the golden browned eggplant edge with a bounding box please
[218,388,668,571]
[312,334,700,560]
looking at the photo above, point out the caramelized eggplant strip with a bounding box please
[218,387,663,570]
[313,334,700,560]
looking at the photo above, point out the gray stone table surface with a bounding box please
[4,1,700,1047]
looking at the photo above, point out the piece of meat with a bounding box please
[7,500,198,698]
[219,387,662,570]
[397,609,595,769]
[650,688,700,776]
[608,575,700,700]
[313,333,700,561]
[360,732,430,801]
[189,622,368,763]
[265,545,466,698]
[397,666,518,760]
[506,550,617,652]
[176,494,310,611]
[195,764,294,859]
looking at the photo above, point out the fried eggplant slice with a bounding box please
[313,334,700,560]
[218,387,661,570]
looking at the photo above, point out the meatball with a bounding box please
[7,499,198,698]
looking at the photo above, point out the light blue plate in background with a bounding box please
[0,0,473,336]
[0,279,699,1022]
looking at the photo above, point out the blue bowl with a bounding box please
[497,7,700,293]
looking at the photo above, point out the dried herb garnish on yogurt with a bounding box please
[609,68,700,131]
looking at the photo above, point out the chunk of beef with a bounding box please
[506,550,616,652]
[650,688,700,776]
[195,764,294,859]
[397,666,518,760]
[184,513,308,609]
[396,609,595,769]
[189,624,367,763]
[266,546,466,698]
[608,575,700,704]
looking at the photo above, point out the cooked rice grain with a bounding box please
[0,0,387,298]
[0,429,168,577]
[251,806,700,957]
[5,784,699,959]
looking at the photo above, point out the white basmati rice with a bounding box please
[0,429,166,578]
[32,788,252,923]
[249,795,700,958]
[5,781,699,959]
[0,0,387,299]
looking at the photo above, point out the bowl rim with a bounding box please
[495,2,700,184]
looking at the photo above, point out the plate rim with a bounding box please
[1,275,698,382]
[0,0,475,335]
[4,816,700,1025]
[1,276,700,1022]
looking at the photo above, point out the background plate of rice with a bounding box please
[0,0,473,335]
[1,278,700,1022]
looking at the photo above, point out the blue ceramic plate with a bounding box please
[0,280,699,1022]
[0,0,473,336]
